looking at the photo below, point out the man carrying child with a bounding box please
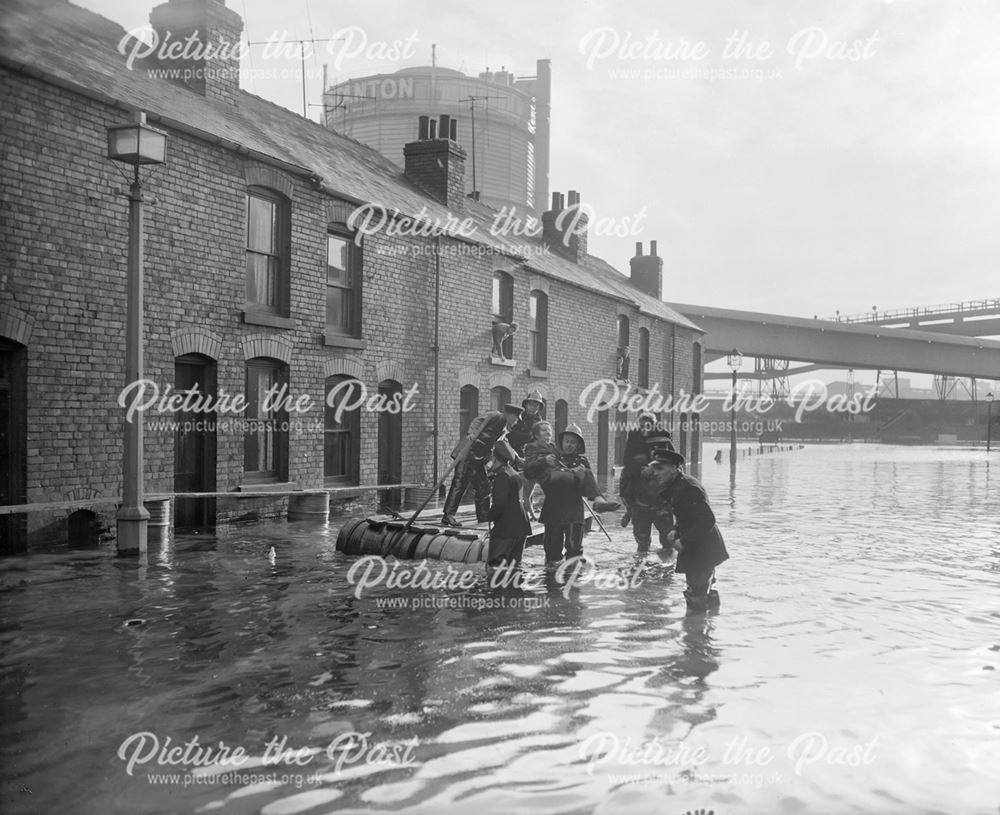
[525,423,619,564]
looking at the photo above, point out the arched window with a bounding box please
[491,386,511,412]
[638,327,650,388]
[244,357,288,482]
[492,271,515,358]
[529,290,548,369]
[616,314,630,349]
[245,187,290,315]
[326,230,363,338]
[325,375,362,485]
[459,385,479,437]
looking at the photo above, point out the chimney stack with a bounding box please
[148,0,244,106]
[542,190,588,263]
[403,118,467,211]
[630,240,663,300]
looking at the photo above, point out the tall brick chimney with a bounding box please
[542,190,588,263]
[403,122,467,211]
[148,0,244,105]
[630,240,663,300]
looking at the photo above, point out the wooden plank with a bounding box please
[0,483,422,515]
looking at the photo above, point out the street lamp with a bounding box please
[107,111,167,557]
[988,392,994,454]
[727,348,743,466]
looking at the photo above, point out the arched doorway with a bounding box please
[378,379,403,509]
[1,339,27,554]
[174,354,217,530]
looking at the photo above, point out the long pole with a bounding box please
[988,401,993,453]
[582,498,612,542]
[729,368,737,467]
[117,167,149,556]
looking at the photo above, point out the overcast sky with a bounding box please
[78,0,998,353]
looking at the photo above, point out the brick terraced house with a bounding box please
[0,0,705,551]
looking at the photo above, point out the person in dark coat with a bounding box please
[628,465,675,555]
[485,440,532,574]
[650,448,729,614]
[526,423,618,563]
[441,404,522,527]
[619,413,674,551]
[507,389,545,456]
[528,423,590,563]
[620,412,658,505]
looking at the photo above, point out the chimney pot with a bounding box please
[650,240,657,257]
[635,242,642,257]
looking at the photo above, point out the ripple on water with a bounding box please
[2,444,998,814]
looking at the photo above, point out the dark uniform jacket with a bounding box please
[506,412,541,456]
[660,473,729,575]
[529,451,596,526]
[622,430,653,480]
[453,411,507,461]
[486,465,532,539]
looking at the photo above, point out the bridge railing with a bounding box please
[830,297,1000,324]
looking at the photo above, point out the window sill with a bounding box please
[323,333,367,349]
[242,309,296,330]
[328,489,363,501]
[490,356,516,368]
[527,367,548,378]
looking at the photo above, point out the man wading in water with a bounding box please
[649,447,729,614]
[526,423,619,565]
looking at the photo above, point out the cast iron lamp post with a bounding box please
[727,348,743,467]
[107,111,167,556]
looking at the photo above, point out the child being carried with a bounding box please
[521,420,562,520]
[523,421,563,483]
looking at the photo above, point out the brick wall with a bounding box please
[0,65,701,547]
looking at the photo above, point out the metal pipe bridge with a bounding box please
[674,303,1000,380]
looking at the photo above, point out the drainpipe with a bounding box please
[432,235,441,485]
[670,325,676,435]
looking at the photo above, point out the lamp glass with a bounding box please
[107,122,167,165]
[727,349,743,371]
[988,392,995,403]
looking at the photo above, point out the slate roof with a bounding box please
[0,0,702,332]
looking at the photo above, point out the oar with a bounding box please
[398,437,472,535]
[583,497,613,542]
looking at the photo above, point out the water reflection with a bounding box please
[1,445,998,814]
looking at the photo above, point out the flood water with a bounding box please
[2,444,998,815]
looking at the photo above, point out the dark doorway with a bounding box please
[554,399,568,438]
[459,385,479,438]
[67,509,99,548]
[174,355,217,530]
[377,380,403,509]
[0,340,27,554]
[614,427,626,469]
